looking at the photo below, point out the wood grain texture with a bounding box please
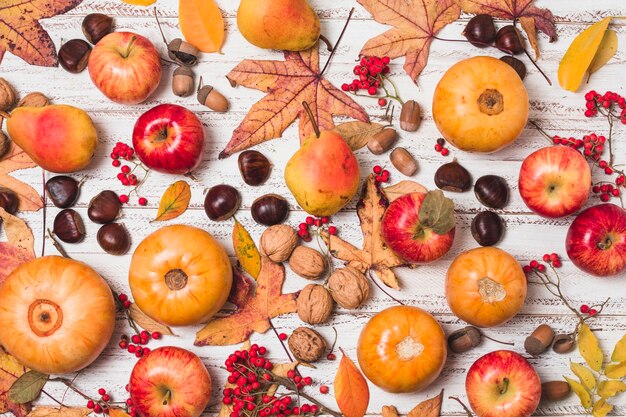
[1,1,626,416]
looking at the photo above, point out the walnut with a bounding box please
[327,267,370,309]
[289,246,326,280]
[297,284,333,324]
[260,224,298,263]
[288,327,327,362]
[18,92,49,108]
[0,78,16,111]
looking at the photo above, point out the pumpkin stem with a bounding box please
[165,269,188,290]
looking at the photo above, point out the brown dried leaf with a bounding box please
[322,174,406,289]
[407,389,444,417]
[384,181,427,202]
[153,180,191,222]
[0,347,31,417]
[129,303,175,336]
[0,143,42,211]
[107,409,131,417]
[0,242,34,285]
[332,121,385,151]
[195,257,297,345]
[0,0,83,67]
[220,43,369,158]
[0,207,35,257]
[358,0,461,82]
[26,407,91,417]
[381,406,399,417]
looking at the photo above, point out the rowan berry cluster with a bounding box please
[341,56,402,107]
[580,304,598,316]
[109,142,148,206]
[297,216,337,242]
[372,165,390,183]
[583,90,626,123]
[118,330,161,358]
[86,388,111,414]
[434,138,450,157]
[522,253,562,274]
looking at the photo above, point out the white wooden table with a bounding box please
[2,0,626,416]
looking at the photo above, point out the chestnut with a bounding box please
[53,209,86,243]
[495,25,524,55]
[88,190,121,224]
[434,159,471,192]
[471,211,504,247]
[0,187,19,215]
[463,14,496,47]
[204,184,241,221]
[474,175,509,209]
[238,150,271,186]
[500,56,527,80]
[82,13,113,45]
[46,176,80,208]
[251,194,289,226]
[58,39,92,73]
[97,223,131,255]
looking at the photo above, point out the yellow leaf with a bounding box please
[232,219,261,279]
[179,0,224,53]
[121,0,156,5]
[565,376,592,408]
[129,304,175,336]
[571,362,596,390]
[588,29,618,76]
[598,380,626,399]
[154,181,191,222]
[578,323,604,371]
[334,350,370,417]
[592,399,613,417]
[611,333,626,362]
[605,361,626,379]
[27,407,91,417]
[558,17,611,92]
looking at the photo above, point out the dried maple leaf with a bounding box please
[0,347,31,417]
[0,143,42,211]
[128,304,174,336]
[195,257,297,345]
[0,0,83,67]
[0,207,35,257]
[358,0,461,82]
[27,407,91,417]
[456,0,557,59]
[227,268,254,309]
[407,389,444,417]
[220,43,369,158]
[322,174,408,289]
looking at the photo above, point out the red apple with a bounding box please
[88,32,162,105]
[381,192,455,263]
[566,203,626,277]
[466,350,541,417]
[129,346,211,417]
[518,146,591,218]
[133,104,206,174]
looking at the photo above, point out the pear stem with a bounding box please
[318,35,333,52]
[319,7,355,78]
[301,101,320,138]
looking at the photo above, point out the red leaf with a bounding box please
[0,243,33,285]
[0,347,31,417]
[227,268,254,309]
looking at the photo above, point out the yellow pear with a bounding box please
[285,130,360,216]
[237,0,320,51]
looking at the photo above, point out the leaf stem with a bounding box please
[319,8,355,78]
[449,396,474,417]
[367,270,405,305]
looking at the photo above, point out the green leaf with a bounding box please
[598,380,626,399]
[571,362,596,390]
[578,323,604,371]
[418,190,455,235]
[605,361,626,379]
[592,399,613,417]
[565,376,592,408]
[8,370,48,404]
[611,333,626,362]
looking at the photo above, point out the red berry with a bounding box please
[112,160,121,167]
[119,194,129,204]
[327,353,336,361]
[311,405,319,414]
[441,148,450,156]
[118,293,128,302]
[287,370,296,379]
[367,86,377,95]
[382,56,390,64]
[543,254,550,262]
[612,188,620,197]
[152,331,161,339]
[305,216,314,225]
[530,260,538,268]
[552,260,562,268]
[580,304,590,313]
[341,84,349,92]
[87,401,95,409]
[131,335,140,344]
[434,144,443,152]
[605,167,613,175]
[102,394,110,402]
[279,333,287,341]
[121,165,131,174]
[123,300,131,309]
[378,98,387,107]
[550,253,559,262]
[522,265,531,273]
[94,405,103,414]
[303,376,312,385]
[320,385,329,394]
[601,193,610,202]
[373,165,382,174]
[119,340,128,349]
[589,309,598,316]
[328,226,337,235]
[375,175,383,183]
[138,197,148,206]
[537,264,546,272]
[301,233,312,242]
[98,388,106,396]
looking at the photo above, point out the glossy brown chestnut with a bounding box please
[82,13,114,45]
[88,190,121,224]
[46,176,80,208]
[53,209,86,243]
[58,39,92,73]
[500,56,527,80]
[251,194,289,226]
[238,150,271,186]
[434,159,471,192]
[471,211,504,247]
[204,184,241,221]
[474,175,509,209]
[0,187,19,214]
[495,25,524,55]
[463,14,496,47]
[97,223,131,255]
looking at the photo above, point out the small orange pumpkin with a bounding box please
[0,256,116,374]
[129,224,232,327]
[446,247,527,328]
[357,305,447,393]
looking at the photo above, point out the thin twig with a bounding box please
[449,396,474,417]
[41,169,47,257]
[41,390,64,406]
[268,318,294,362]
[49,377,95,402]
[367,270,405,305]
[522,47,552,85]
[47,229,70,258]
[319,8,355,78]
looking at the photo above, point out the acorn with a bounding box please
[524,324,555,356]
[58,39,92,73]
[82,13,113,45]
[474,175,509,209]
[390,147,418,177]
[45,176,80,208]
[172,66,195,97]
[53,209,86,243]
[471,211,504,247]
[541,381,571,402]
[552,333,576,354]
[167,38,200,67]
[448,326,482,353]
[197,78,229,112]
[367,128,397,155]
[97,223,131,255]
[463,14,497,47]
[204,184,241,221]
[238,150,271,186]
[434,159,471,192]
[0,187,18,215]
[251,194,289,226]
[495,25,524,55]
[88,190,122,224]
[500,56,527,80]
[399,100,421,132]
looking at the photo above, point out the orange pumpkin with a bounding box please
[0,256,116,374]
[432,56,529,153]
[446,247,527,328]
[357,305,447,393]
[129,224,232,326]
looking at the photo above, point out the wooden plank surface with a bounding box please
[1,0,626,416]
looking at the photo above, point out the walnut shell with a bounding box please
[297,284,333,324]
[327,267,370,309]
[260,224,298,263]
[289,246,326,280]
[18,92,49,108]
[288,327,327,363]
[0,78,16,111]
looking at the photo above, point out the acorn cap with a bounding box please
[197,85,214,104]
[173,66,194,77]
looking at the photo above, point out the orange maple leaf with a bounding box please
[220,43,369,158]
[195,257,297,346]
[0,243,33,285]
[0,347,31,417]
[358,0,460,82]
[0,0,83,67]
[0,143,42,211]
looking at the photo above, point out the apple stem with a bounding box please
[597,236,613,250]
[448,396,474,417]
[162,389,171,405]
[497,378,510,395]
[123,36,137,59]
[301,101,320,138]
[319,8,355,78]
[481,332,515,347]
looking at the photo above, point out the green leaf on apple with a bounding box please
[8,371,48,404]
[418,190,455,235]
